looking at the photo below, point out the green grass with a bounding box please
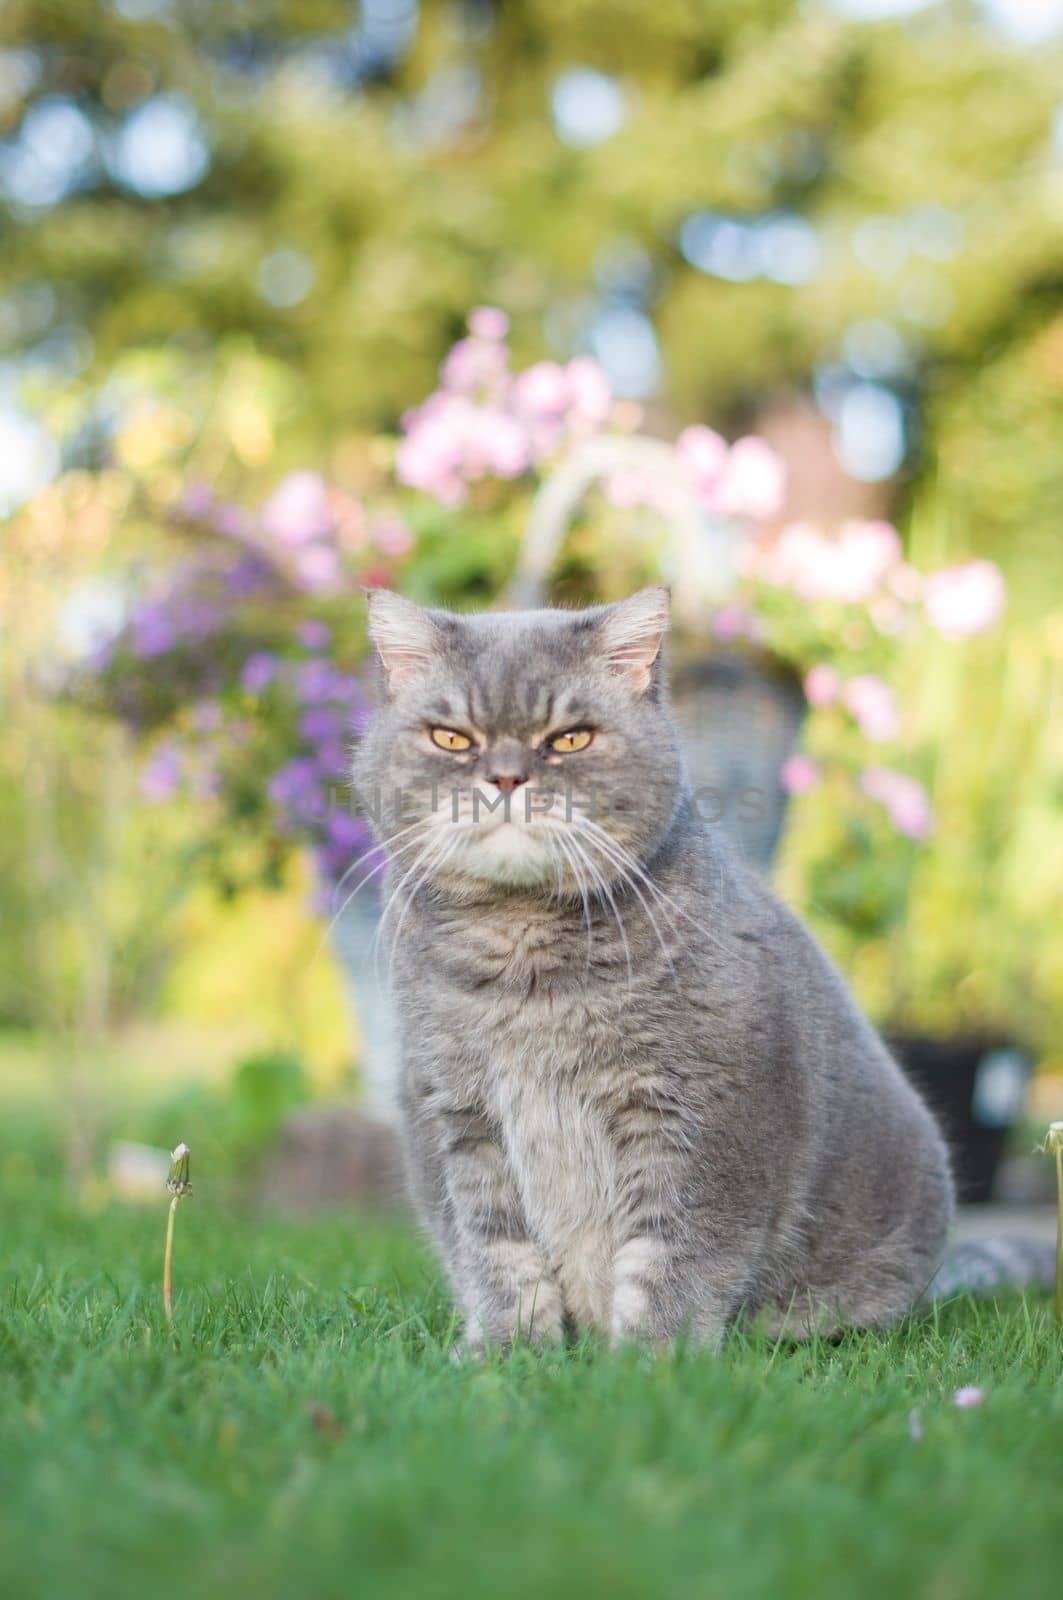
[1,1182,1061,1600]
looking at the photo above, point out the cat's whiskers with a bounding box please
[575,815,754,971]
[550,825,598,973]
[309,823,429,970]
[557,827,635,992]
[371,827,455,978]
[568,820,681,988]
[380,829,465,973]
[328,816,425,910]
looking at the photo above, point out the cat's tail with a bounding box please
[922,1235,1056,1302]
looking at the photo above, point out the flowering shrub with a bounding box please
[397,308,784,525]
[736,521,1005,840]
[80,307,1005,930]
[82,478,410,897]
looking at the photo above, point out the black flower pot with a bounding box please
[887,1035,1032,1204]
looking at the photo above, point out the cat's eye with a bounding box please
[547,729,593,754]
[430,727,473,752]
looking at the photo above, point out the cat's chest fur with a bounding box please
[480,999,627,1327]
[438,918,646,1328]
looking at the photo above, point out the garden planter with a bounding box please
[887,1035,1032,1203]
[671,652,805,871]
[329,890,399,1122]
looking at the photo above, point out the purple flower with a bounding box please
[172,598,222,640]
[240,652,278,693]
[312,739,350,780]
[299,706,345,744]
[297,619,332,650]
[178,483,214,520]
[212,503,251,538]
[315,813,379,889]
[130,603,177,659]
[268,758,323,823]
[295,659,340,703]
[224,554,273,598]
[140,743,183,802]
[191,699,222,733]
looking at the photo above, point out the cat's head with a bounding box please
[352,587,684,897]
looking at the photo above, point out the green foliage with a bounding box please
[3,2,1062,567]
[0,1177,1061,1600]
[2,2,1062,1055]
[135,1049,314,1184]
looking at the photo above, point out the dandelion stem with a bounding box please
[1041,1123,1063,1327]
[163,1196,178,1325]
[1055,1141,1062,1328]
[162,1142,192,1328]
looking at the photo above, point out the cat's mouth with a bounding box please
[430,801,580,886]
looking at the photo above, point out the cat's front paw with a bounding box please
[461,1280,566,1356]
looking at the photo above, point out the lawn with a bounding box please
[1,1180,1061,1600]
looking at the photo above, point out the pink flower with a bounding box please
[372,516,414,558]
[781,754,821,794]
[821,519,900,603]
[565,357,614,429]
[715,436,786,521]
[923,560,1005,639]
[479,409,530,478]
[860,766,933,840]
[261,472,332,545]
[441,335,508,395]
[513,361,569,417]
[292,544,341,592]
[395,397,470,504]
[754,519,900,604]
[804,664,841,707]
[712,604,761,642]
[676,425,729,499]
[467,306,509,340]
[953,1386,985,1409]
[843,675,900,741]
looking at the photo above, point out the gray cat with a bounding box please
[352,586,1028,1351]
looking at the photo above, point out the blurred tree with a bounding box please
[1,2,1061,598]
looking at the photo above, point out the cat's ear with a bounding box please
[365,589,440,692]
[596,586,670,693]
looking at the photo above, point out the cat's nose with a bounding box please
[486,772,527,794]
